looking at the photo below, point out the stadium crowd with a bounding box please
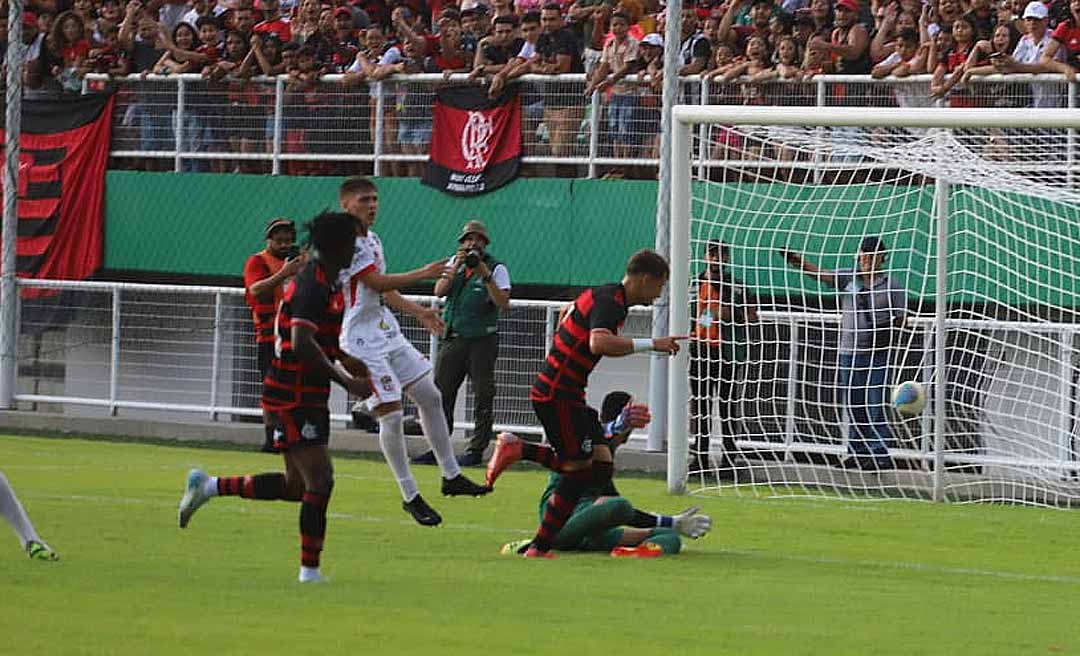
[5,0,1079,174]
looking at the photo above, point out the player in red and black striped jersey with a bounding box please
[486,249,687,558]
[178,212,373,584]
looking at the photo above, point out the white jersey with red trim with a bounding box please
[339,230,409,357]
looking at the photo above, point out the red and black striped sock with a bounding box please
[521,442,561,471]
[299,488,332,568]
[532,469,590,552]
[217,473,286,499]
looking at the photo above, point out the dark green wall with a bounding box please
[105,172,1080,304]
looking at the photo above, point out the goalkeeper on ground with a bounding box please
[500,392,712,557]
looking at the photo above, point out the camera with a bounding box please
[463,249,481,268]
[283,245,301,260]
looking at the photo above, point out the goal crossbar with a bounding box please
[671,105,1080,130]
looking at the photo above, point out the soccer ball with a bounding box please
[892,381,926,417]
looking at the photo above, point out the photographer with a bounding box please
[243,217,305,452]
[414,220,511,467]
[781,236,908,471]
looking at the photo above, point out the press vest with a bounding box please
[442,253,503,339]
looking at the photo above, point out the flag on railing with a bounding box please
[423,84,521,196]
[0,94,114,298]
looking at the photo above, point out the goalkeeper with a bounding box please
[501,392,712,557]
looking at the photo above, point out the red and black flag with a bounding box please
[0,94,114,298]
[423,84,521,196]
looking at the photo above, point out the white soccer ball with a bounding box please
[892,381,927,417]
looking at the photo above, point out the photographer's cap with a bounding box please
[457,219,491,245]
[265,217,295,238]
[859,235,887,254]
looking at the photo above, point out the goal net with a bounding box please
[666,106,1080,506]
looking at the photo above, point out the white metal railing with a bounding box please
[11,278,1080,467]
[82,72,1080,177]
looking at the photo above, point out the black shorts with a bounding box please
[270,406,331,451]
[257,341,275,381]
[532,400,605,462]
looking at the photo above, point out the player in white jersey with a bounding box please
[338,177,491,526]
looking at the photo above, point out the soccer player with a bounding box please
[500,392,712,558]
[487,249,685,558]
[177,212,373,584]
[0,470,59,561]
[338,177,490,528]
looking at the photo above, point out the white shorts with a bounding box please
[357,343,432,409]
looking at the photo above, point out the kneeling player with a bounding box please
[501,392,712,557]
[177,212,372,583]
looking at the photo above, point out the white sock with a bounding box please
[0,470,42,549]
[407,375,461,480]
[203,476,219,497]
[378,411,420,502]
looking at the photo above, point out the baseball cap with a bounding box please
[859,235,887,254]
[1022,1,1048,19]
[265,217,295,238]
[641,32,664,47]
[835,0,859,12]
[333,6,352,19]
[457,219,491,244]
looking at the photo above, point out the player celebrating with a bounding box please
[500,391,712,557]
[487,249,685,558]
[338,177,490,527]
[177,212,372,584]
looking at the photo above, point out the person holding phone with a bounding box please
[244,217,306,452]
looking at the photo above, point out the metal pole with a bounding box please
[783,321,799,462]
[174,78,185,172]
[272,76,284,176]
[666,116,691,494]
[587,89,599,178]
[932,174,949,501]
[109,288,121,416]
[209,292,223,421]
[373,82,385,177]
[1060,329,1073,465]
[813,79,825,185]
[697,77,708,179]
[1068,80,1075,188]
[0,0,25,409]
[649,0,682,452]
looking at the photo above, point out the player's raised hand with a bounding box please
[417,306,446,336]
[653,335,687,355]
[420,258,450,279]
[673,506,712,539]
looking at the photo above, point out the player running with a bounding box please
[177,212,373,583]
[338,177,489,528]
[500,391,712,557]
[487,249,685,558]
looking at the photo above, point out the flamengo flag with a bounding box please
[423,84,521,196]
[0,94,114,298]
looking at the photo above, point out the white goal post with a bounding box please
[666,106,1080,505]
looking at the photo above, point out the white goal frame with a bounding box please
[666,106,1080,496]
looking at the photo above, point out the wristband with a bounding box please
[658,515,674,529]
[632,338,653,353]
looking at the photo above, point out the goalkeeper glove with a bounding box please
[672,506,712,539]
[605,402,651,437]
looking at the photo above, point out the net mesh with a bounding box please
[684,121,1080,506]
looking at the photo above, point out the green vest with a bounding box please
[442,253,502,339]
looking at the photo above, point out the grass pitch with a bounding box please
[2,433,1079,655]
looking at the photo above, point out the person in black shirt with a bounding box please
[467,14,524,80]
[486,249,685,558]
[533,3,585,168]
[178,212,373,584]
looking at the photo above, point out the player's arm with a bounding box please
[589,329,685,356]
[291,322,372,398]
[383,290,445,335]
[779,249,838,288]
[247,255,306,298]
[355,258,448,293]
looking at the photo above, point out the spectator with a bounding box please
[151,21,203,74]
[232,4,259,39]
[460,7,483,40]
[931,15,977,103]
[636,31,663,161]
[965,0,997,41]
[704,40,741,80]
[369,36,429,177]
[584,10,640,167]
[254,0,293,42]
[718,0,772,55]
[468,14,524,79]
[773,34,804,78]
[119,4,168,170]
[781,237,909,471]
[871,27,926,78]
[1039,0,1080,77]
[243,217,305,452]
[806,0,835,40]
[809,0,870,77]
[491,0,516,20]
[679,6,712,74]
[689,240,758,478]
[291,0,323,43]
[991,1,1066,107]
[412,221,511,467]
[181,0,221,31]
[250,30,288,74]
[45,10,91,93]
[86,24,131,78]
[94,0,125,42]
[719,34,775,99]
[328,7,361,71]
[566,0,614,72]
[72,0,94,28]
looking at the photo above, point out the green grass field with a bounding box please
[2,433,1079,655]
